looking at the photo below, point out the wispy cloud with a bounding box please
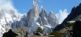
[0,0,23,17]
[56,9,69,24]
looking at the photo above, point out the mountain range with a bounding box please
[0,1,58,37]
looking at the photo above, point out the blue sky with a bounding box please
[12,0,81,13]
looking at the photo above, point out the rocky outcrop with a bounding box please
[2,29,18,37]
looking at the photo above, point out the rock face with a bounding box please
[73,21,81,37]
[54,3,81,31]
[54,3,81,37]
[48,11,58,28]
[39,9,48,26]
[63,3,81,24]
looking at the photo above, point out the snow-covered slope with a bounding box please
[0,0,22,37]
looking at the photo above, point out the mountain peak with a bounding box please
[33,0,39,17]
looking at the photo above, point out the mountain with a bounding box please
[54,3,81,31]
[0,0,22,37]
[63,3,81,23]
[10,8,58,37]
[39,9,48,26]
[48,11,58,28]
[0,7,22,37]
[0,0,59,37]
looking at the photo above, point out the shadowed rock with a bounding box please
[73,21,81,37]
[2,29,18,37]
[54,3,81,31]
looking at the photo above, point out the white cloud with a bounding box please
[0,0,23,19]
[56,9,69,24]
[0,0,13,9]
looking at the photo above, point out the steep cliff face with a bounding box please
[54,3,81,31]
[62,3,81,25]
[48,11,58,28]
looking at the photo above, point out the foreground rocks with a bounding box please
[2,29,18,37]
